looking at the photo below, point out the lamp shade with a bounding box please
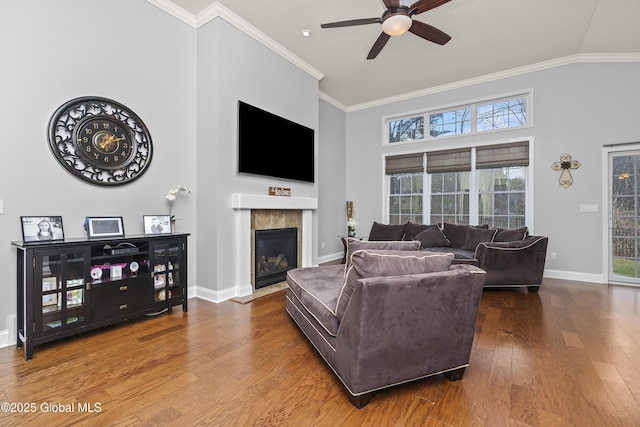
[382,14,412,36]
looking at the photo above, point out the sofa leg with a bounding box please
[348,392,372,409]
[527,285,540,293]
[444,367,466,381]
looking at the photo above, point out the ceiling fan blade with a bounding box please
[367,32,391,59]
[409,0,451,15]
[409,20,451,45]
[383,0,400,8]
[321,18,381,28]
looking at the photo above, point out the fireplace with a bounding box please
[254,227,298,289]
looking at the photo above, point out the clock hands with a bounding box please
[97,134,125,150]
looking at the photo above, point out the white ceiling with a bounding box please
[162,0,640,108]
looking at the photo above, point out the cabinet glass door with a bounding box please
[151,240,183,303]
[36,248,89,335]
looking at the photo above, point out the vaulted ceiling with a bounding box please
[158,0,640,109]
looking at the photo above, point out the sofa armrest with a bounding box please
[475,236,548,286]
[334,265,485,395]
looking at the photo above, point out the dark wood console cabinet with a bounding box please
[13,233,189,360]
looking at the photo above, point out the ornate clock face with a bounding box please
[48,97,153,185]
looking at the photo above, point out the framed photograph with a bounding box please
[110,265,123,280]
[21,216,64,243]
[42,277,58,306]
[87,217,124,239]
[143,215,171,235]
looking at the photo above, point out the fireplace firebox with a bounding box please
[254,227,297,289]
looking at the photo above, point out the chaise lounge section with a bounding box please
[286,241,486,408]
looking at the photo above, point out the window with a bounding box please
[430,172,470,225]
[477,167,526,228]
[429,108,471,137]
[386,141,530,227]
[477,97,527,132]
[385,92,530,144]
[389,173,423,225]
[388,116,424,143]
[386,153,424,225]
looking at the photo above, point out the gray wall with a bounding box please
[0,1,196,334]
[195,18,319,299]
[317,99,347,262]
[344,62,640,281]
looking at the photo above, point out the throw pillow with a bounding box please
[403,222,431,240]
[368,221,407,241]
[335,249,455,321]
[344,238,421,271]
[442,223,469,248]
[412,225,450,248]
[494,227,529,242]
[462,227,498,251]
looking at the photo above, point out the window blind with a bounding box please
[426,148,472,173]
[476,141,529,169]
[385,153,424,175]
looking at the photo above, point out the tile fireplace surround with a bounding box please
[231,193,318,297]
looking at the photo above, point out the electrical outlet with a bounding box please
[0,199,4,214]
[580,204,598,212]
[550,252,557,260]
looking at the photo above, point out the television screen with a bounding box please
[238,101,315,183]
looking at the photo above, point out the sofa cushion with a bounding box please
[412,225,450,248]
[403,222,431,240]
[368,221,407,241]
[335,249,455,322]
[462,227,498,251]
[494,226,528,242]
[286,264,346,336]
[442,223,469,248]
[344,238,420,270]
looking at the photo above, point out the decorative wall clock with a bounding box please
[48,96,153,186]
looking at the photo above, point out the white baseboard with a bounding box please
[317,252,342,265]
[543,269,605,284]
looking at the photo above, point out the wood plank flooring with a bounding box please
[0,278,639,426]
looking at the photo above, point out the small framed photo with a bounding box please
[143,215,171,235]
[21,216,64,243]
[42,277,58,306]
[110,265,123,280]
[87,217,124,239]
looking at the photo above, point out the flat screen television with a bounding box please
[238,100,315,183]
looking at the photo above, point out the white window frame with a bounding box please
[382,89,534,146]
[384,138,535,232]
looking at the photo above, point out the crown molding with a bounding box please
[146,0,323,81]
[319,92,348,112]
[347,53,640,112]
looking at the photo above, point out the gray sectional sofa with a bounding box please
[285,240,486,408]
[368,221,548,292]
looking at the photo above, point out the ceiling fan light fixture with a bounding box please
[382,14,412,36]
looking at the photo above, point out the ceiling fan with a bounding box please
[321,0,452,59]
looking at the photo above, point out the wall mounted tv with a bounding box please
[238,100,315,183]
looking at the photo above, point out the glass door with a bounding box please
[35,247,90,336]
[608,149,640,285]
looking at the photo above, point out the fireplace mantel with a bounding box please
[232,193,317,297]
[231,193,318,210]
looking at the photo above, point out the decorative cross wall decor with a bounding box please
[551,153,581,189]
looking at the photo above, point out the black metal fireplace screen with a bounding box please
[254,227,298,289]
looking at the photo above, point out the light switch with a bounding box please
[0,199,4,214]
[579,204,598,212]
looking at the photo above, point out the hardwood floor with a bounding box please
[1,278,639,426]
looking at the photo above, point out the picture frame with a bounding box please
[21,216,64,243]
[87,217,124,239]
[143,215,171,235]
[42,277,58,306]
